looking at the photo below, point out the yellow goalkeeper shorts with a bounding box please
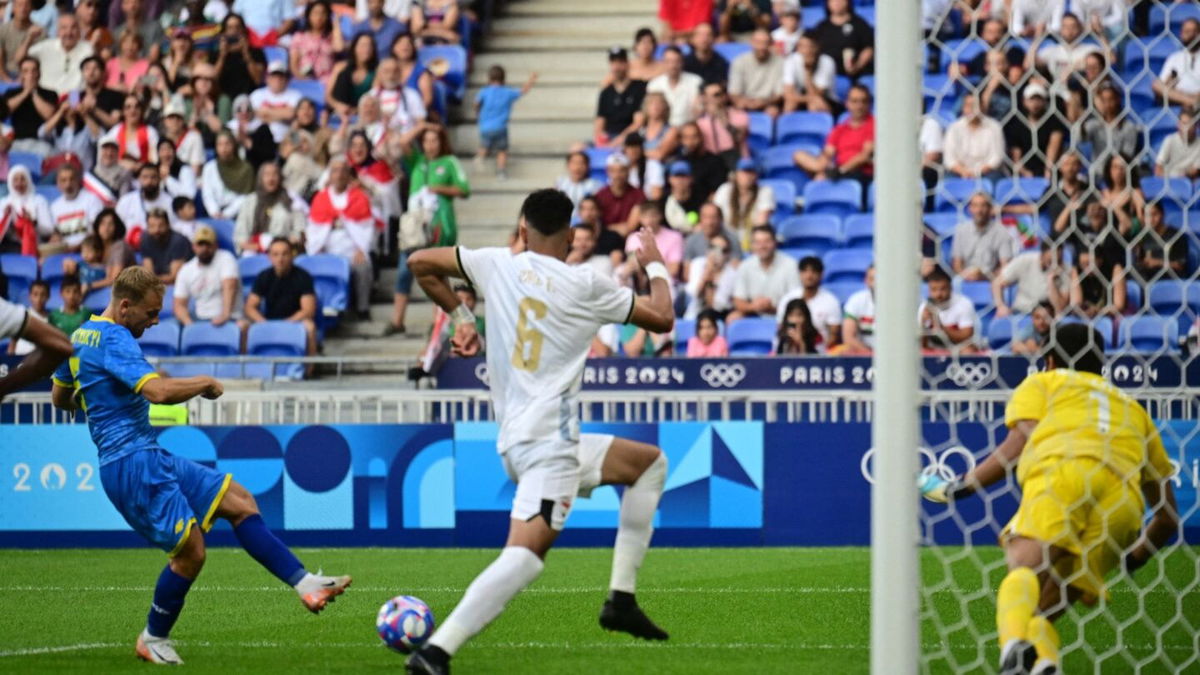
[1001,458,1143,604]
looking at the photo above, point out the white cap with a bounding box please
[267,61,288,76]
[1023,82,1049,100]
[605,153,630,168]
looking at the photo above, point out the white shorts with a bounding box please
[501,433,614,531]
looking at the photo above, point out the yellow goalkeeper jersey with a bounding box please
[1004,369,1173,486]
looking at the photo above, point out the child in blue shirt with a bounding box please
[473,65,537,180]
[77,235,108,292]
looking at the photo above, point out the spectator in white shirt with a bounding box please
[771,3,801,56]
[919,265,978,353]
[556,151,603,219]
[1033,13,1101,86]
[775,255,843,347]
[115,163,174,242]
[156,139,199,202]
[201,130,255,220]
[1155,108,1200,179]
[713,157,775,235]
[49,163,103,251]
[250,61,302,144]
[355,0,423,30]
[992,241,1069,317]
[26,13,92,96]
[684,233,737,319]
[647,46,702,127]
[728,29,784,117]
[1153,19,1200,109]
[565,224,613,279]
[1073,0,1126,44]
[729,225,799,322]
[1009,0,1065,38]
[840,265,875,354]
[173,224,240,326]
[942,95,1006,179]
[782,32,836,113]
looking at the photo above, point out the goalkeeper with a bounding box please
[921,323,1180,675]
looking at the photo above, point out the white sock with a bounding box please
[609,452,667,594]
[429,546,544,656]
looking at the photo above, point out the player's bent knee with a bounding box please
[217,481,260,523]
[171,526,207,577]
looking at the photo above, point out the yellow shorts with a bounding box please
[1001,458,1143,604]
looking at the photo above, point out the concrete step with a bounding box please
[459,84,601,122]
[505,0,655,17]
[468,52,604,86]
[462,155,563,192]
[491,14,653,37]
[455,191,523,228]
[450,120,593,154]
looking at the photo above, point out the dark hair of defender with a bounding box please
[1046,322,1104,375]
[520,189,575,237]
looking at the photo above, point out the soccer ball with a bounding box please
[376,595,435,653]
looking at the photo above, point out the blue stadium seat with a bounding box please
[922,73,959,116]
[585,147,615,182]
[239,255,272,298]
[779,247,817,263]
[714,42,751,64]
[290,79,326,110]
[824,281,863,306]
[8,152,42,180]
[200,219,236,253]
[36,185,61,202]
[842,214,874,250]
[418,45,468,102]
[726,317,775,356]
[1149,3,1200,33]
[776,112,833,146]
[1123,38,1180,78]
[138,320,181,357]
[1141,176,1193,205]
[762,144,816,192]
[1125,279,1143,313]
[803,180,862,218]
[833,75,852,102]
[263,46,288,67]
[777,215,841,252]
[856,6,874,26]
[182,321,240,356]
[939,38,988,72]
[40,253,81,285]
[759,179,796,217]
[83,287,111,313]
[160,285,175,320]
[923,213,959,237]
[1148,280,1186,316]
[959,281,993,312]
[0,253,36,304]
[801,6,824,30]
[1118,316,1179,352]
[822,249,873,283]
[246,320,307,379]
[935,177,992,213]
[993,177,1048,206]
[653,43,691,60]
[986,315,1032,351]
[746,112,774,154]
[296,254,350,315]
[1146,113,1178,151]
[674,318,695,353]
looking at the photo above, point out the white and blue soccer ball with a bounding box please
[376,595,435,653]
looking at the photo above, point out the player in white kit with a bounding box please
[0,295,73,400]
[405,189,676,674]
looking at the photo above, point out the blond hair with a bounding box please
[113,266,165,303]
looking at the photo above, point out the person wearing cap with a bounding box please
[1003,81,1067,179]
[173,224,241,327]
[729,28,783,117]
[593,152,646,235]
[159,100,205,176]
[595,46,647,148]
[50,163,104,251]
[713,158,775,244]
[89,137,134,201]
[140,207,192,285]
[24,13,93,95]
[663,160,706,232]
[683,23,728,87]
[250,61,302,144]
[647,46,702,128]
[100,93,159,171]
[227,93,279,168]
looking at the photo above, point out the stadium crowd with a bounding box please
[2,0,1200,373]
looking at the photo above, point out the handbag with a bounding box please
[399,187,437,251]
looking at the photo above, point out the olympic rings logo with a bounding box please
[859,446,978,485]
[699,363,747,388]
[945,362,993,387]
[473,363,490,385]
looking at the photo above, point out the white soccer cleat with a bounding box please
[296,573,353,614]
[136,629,183,665]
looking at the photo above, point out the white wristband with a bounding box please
[450,304,475,327]
[644,261,670,283]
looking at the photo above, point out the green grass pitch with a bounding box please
[0,547,1195,673]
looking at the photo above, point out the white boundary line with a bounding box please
[0,585,1171,594]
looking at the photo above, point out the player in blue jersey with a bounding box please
[49,267,351,665]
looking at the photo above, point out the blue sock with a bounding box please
[233,514,307,586]
[146,565,194,638]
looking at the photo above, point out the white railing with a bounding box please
[5,388,1199,426]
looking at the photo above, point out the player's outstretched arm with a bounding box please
[0,316,73,401]
[628,228,675,335]
[409,246,479,356]
[1126,477,1180,573]
[140,376,224,405]
[922,420,1035,502]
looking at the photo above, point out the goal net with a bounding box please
[912,2,1200,672]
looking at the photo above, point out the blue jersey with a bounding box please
[52,316,160,466]
[475,85,522,133]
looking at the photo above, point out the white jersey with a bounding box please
[0,297,28,340]
[51,191,104,248]
[457,246,636,452]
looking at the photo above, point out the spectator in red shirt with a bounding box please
[792,83,875,184]
[593,153,646,236]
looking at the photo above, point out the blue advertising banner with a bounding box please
[0,355,51,391]
[1,422,1195,547]
[435,356,1196,391]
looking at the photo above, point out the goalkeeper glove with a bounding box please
[918,474,970,503]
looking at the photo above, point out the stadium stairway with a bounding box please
[320,0,653,376]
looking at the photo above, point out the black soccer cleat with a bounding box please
[405,645,451,675]
[599,591,669,641]
[999,639,1037,675]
